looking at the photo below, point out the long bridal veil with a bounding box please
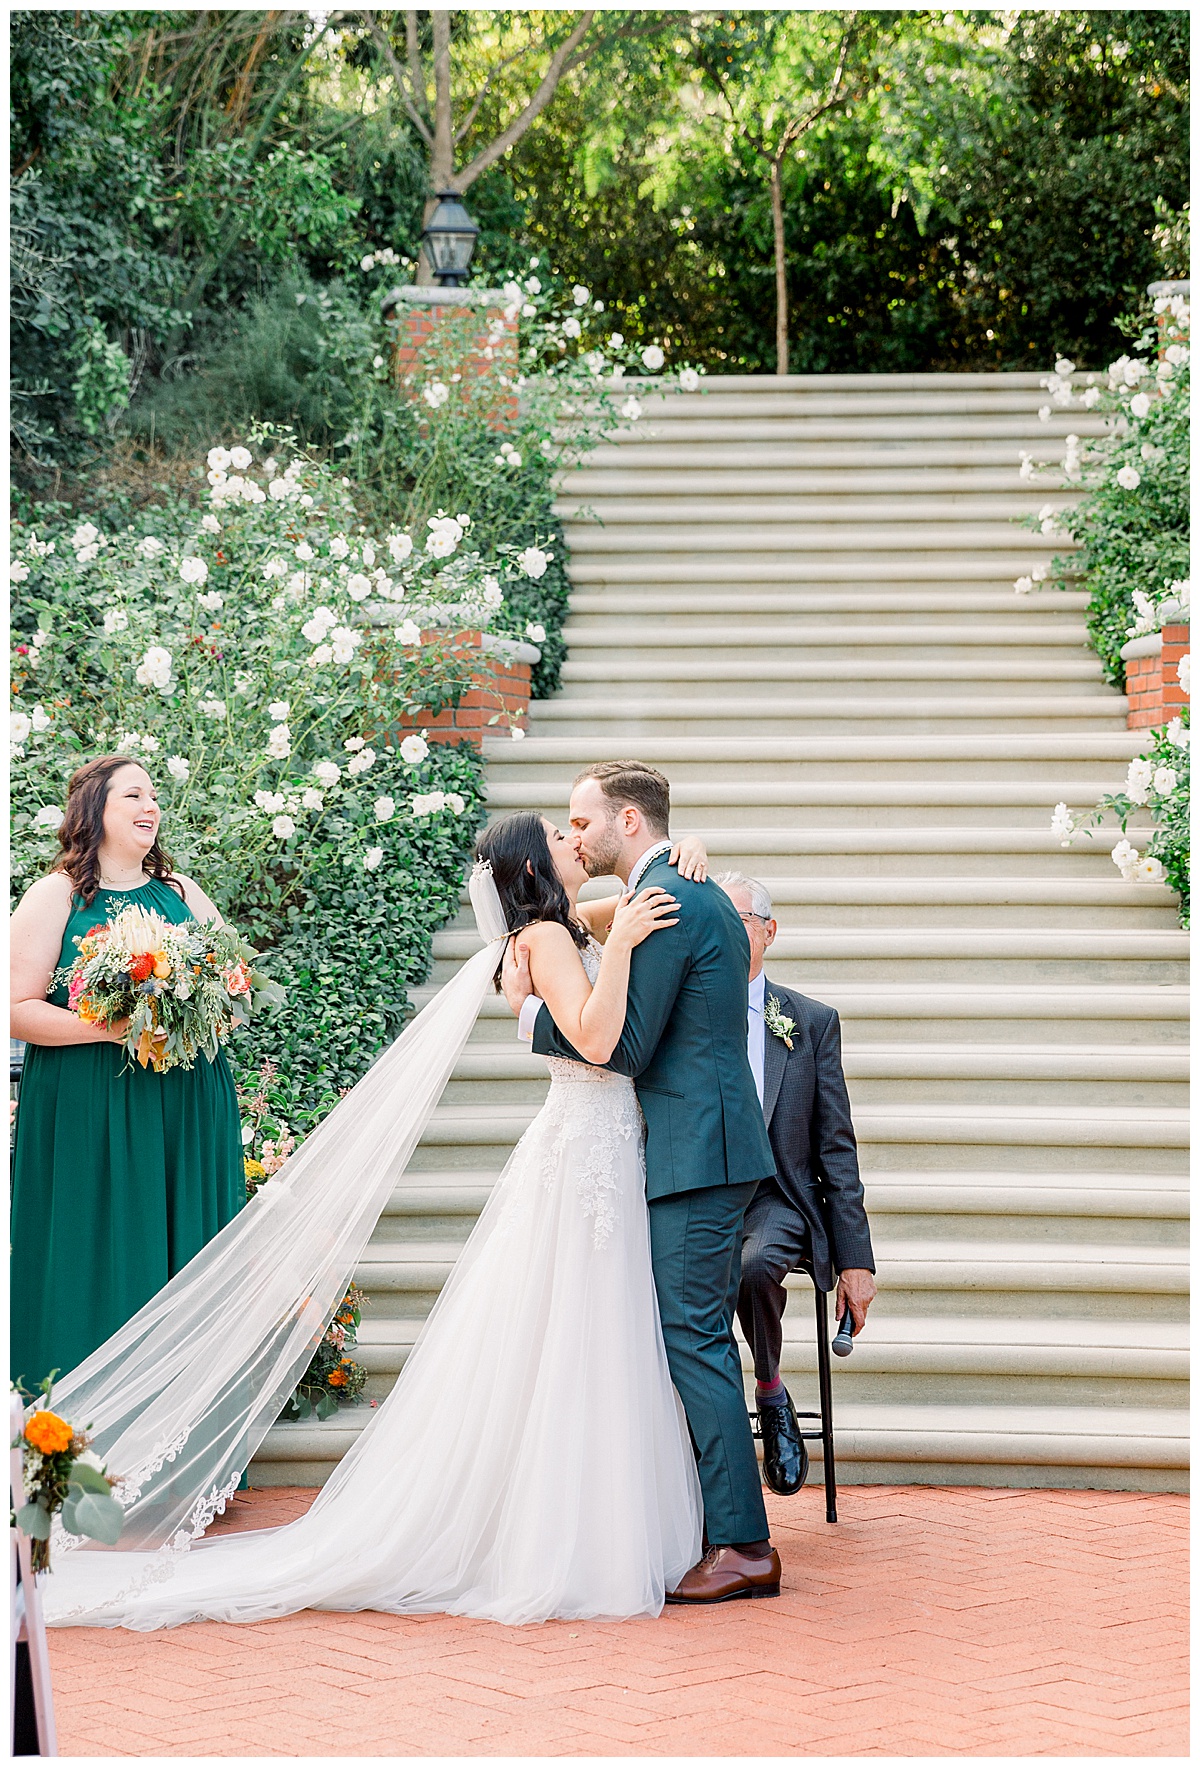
[43,864,509,1558]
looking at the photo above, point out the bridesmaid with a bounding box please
[10,753,245,1389]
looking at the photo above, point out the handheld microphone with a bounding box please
[832,1305,855,1357]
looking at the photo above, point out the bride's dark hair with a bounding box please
[475,812,589,952]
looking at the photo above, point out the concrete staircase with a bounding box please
[253,374,1189,1493]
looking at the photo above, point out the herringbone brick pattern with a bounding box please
[47,1485,1187,1757]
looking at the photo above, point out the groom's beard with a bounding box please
[582,818,624,880]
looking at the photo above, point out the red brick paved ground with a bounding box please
[47,1484,1187,1757]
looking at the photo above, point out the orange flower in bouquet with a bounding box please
[24,1409,73,1456]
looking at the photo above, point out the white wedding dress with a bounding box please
[43,939,702,1630]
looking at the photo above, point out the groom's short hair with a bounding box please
[575,760,670,836]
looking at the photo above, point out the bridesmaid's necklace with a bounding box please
[99,867,149,890]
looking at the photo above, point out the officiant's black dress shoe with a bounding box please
[759,1390,809,1496]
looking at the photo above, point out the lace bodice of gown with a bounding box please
[544,936,633,1087]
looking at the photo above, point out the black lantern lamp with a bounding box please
[421,189,480,287]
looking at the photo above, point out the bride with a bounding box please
[42,813,709,1629]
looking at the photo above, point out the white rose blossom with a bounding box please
[1176,654,1190,697]
[422,381,450,410]
[330,626,362,665]
[364,846,384,871]
[344,736,366,751]
[394,619,422,646]
[301,607,337,645]
[199,697,227,719]
[620,397,643,421]
[346,573,372,601]
[255,790,286,812]
[103,607,129,634]
[198,590,223,611]
[135,646,173,691]
[1050,802,1075,844]
[400,734,429,765]
[387,533,413,564]
[1153,766,1178,797]
[679,367,701,392]
[1116,464,1141,491]
[1135,855,1167,884]
[373,796,396,822]
[11,712,32,747]
[229,445,253,471]
[329,535,349,559]
[167,755,190,782]
[572,285,590,306]
[266,723,292,760]
[179,556,209,586]
[641,344,665,371]
[313,760,341,788]
[1124,756,1153,804]
[10,560,30,582]
[1129,392,1152,419]
[34,804,63,829]
[1166,717,1189,749]
[302,787,324,810]
[347,747,376,775]
[272,816,296,840]
[30,705,51,732]
[206,447,231,472]
[518,545,552,580]
[268,701,290,721]
[445,792,465,815]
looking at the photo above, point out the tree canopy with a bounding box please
[10,7,1189,472]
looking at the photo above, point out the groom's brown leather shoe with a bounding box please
[665,1545,781,1604]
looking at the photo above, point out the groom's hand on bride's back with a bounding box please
[501,938,535,1017]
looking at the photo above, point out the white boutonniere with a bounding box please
[764,994,795,1051]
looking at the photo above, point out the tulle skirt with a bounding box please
[45,1066,703,1629]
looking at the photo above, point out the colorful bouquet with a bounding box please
[54,903,285,1073]
[13,1379,124,1573]
[281,1286,369,1422]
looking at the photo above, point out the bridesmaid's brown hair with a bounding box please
[51,754,184,908]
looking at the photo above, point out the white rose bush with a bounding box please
[8,436,556,1131]
[1018,292,1190,926]
[1017,291,1189,686]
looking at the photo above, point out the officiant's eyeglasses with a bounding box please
[736,911,771,924]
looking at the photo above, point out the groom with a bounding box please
[509,760,781,1602]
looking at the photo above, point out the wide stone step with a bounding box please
[565,588,1091,618]
[556,494,1083,524]
[562,469,1079,497]
[560,620,1090,649]
[563,521,1075,554]
[488,732,1141,766]
[444,1042,1186,1087]
[412,981,1188,1042]
[527,695,1123,727]
[411,1099,1187,1155]
[248,1401,1188,1490]
[568,555,1068,584]
[580,441,1079,470]
[599,417,1100,444]
[560,662,1102,688]
[487,777,1129,815]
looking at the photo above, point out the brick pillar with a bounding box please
[383,287,518,428]
[1120,623,1190,729]
[394,629,537,748]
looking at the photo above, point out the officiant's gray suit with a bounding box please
[738,979,874,1386]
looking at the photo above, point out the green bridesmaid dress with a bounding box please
[10,877,246,1390]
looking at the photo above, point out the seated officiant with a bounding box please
[716,872,877,1498]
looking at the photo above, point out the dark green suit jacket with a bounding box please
[532,854,776,1202]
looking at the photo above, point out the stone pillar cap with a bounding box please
[382,285,511,317]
